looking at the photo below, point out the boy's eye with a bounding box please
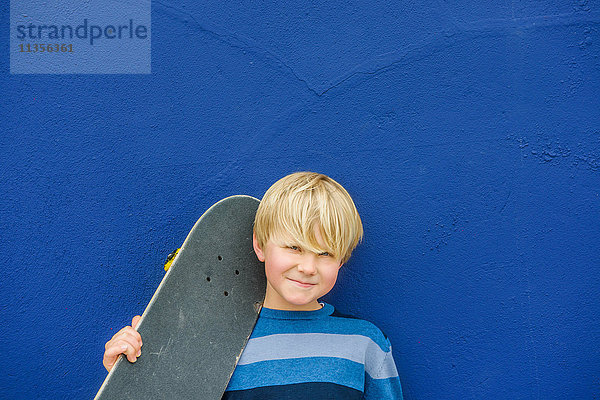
[319,252,332,257]
[287,246,300,251]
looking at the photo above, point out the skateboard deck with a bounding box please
[95,195,266,400]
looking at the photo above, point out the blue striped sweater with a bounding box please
[222,303,403,399]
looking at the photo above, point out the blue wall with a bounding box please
[1,2,599,399]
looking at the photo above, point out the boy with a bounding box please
[103,172,403,399]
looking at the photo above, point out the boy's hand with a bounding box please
[103,315,143,372]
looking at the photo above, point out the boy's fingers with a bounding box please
[103,343,128,372]
[109,326,143,347]
[102,318,143,372]
[105,341,139,363]
[123,342,140,362]
[104,343,127,361]
[132,315,141,329]
[108,334,140,351]
[111,325,138,338]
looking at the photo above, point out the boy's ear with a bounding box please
[252,232,265,262]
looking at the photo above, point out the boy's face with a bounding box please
[253,227,343,311]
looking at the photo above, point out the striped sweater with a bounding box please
[222,303,403,399]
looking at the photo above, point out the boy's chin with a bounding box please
[267,297,322,311]
[285,298,322,310]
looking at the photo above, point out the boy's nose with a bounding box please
[297,255,317,275]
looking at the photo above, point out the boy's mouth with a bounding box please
[287,278,316,288]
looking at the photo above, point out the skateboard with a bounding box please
[95,195,266,400]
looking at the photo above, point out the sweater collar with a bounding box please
[259,302,334,320]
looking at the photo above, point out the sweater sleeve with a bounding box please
[363,339,403,399]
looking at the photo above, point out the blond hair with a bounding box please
[254,172,363,264]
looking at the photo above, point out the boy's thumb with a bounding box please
[132,315,142,329]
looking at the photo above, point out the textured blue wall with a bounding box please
[1,2,599,399]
